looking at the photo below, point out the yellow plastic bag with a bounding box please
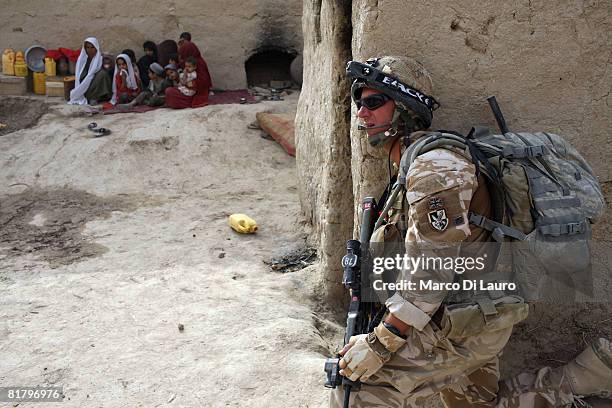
[229,214,258,234]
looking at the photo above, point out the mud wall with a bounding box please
[295,0,353,302]
[0,0,302,90]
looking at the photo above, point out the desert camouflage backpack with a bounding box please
[399,126,605,301]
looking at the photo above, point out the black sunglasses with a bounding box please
[355,93,392,110]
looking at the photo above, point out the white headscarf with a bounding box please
[69,37,103,105]
[110,53,138,105]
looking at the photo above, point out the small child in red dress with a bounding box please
[111,54,141,105]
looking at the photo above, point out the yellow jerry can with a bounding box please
[2,48,15,75]
[229,214,258,234]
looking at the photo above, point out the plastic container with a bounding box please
[14,51,27,77]
[229,214,258,234]
[2,48,15,75]
[33,71,46,94]
[44,57,56,76]
[14,62,28,77]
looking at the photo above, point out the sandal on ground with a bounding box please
[87,122,112,137]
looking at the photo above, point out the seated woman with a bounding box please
[165,36,212,109]
[110,54,141,105]
[68,37,112,105]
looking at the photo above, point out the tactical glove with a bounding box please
[340,322,407,382]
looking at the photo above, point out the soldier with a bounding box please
[330,55,612,407]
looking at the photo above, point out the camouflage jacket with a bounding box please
[371,139,491,331]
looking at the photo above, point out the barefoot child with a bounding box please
[178,56,197,97]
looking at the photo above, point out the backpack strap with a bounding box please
[509,132,571,196]
[468,212,527,241]
[501,145,546,159]
[373,181,404,231]
[535,197,581,210]
[400,130,503,185]
[465,127,502,183]
[538,220,587,236]
[399,132,471,183]
[377,174,397,212]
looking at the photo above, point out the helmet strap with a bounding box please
[398,110,422,134]
[366,109,400,147]
[365,108,421,148]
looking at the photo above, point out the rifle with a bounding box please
[324,197,379,408]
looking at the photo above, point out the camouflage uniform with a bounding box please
[334,55,604,408]
[330,145,575,408]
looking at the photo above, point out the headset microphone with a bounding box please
[357,122,391,130]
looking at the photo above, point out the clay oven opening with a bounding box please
[245,48,297,87]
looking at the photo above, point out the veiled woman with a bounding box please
[68,37,112,105]
[165,38,212,109]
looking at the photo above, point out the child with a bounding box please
[164,64,179,87]
[118,62,168,109]
[121,49,140,79]
[178,56,197,97]
[111,54,140,105]
[168,53,179,68]
[102,53,115,82]
[137,41,158,89]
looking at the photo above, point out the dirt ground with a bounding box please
[0,95,331,408]
[1,95,610,408]
[0,98,48,137]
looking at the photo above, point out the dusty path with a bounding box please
[0,95,331,407]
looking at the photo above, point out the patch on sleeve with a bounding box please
[428,197,444,210]
[411,186,472,243]
[428,209,448,231]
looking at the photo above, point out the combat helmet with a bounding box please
[346,56,439,147]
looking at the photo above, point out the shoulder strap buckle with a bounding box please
[502,145,546,159]
[468,212,527,241]
[475,297,498,322]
